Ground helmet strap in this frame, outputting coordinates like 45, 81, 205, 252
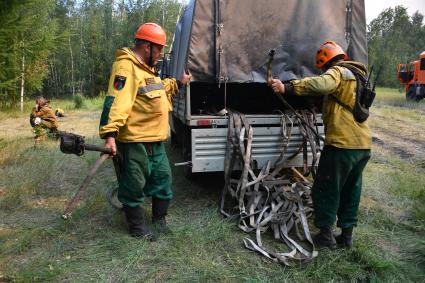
323, 55, 346, 71
148, 42, 154, 67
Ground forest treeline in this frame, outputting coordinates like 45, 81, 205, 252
0, 1, 424, 108
0, 0, 183, 108
368, 6, 425, 88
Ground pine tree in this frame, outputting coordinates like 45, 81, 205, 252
368, 6, 425, 88
0, 0, 59, 109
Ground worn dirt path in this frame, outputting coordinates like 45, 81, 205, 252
369, 106, 425, 167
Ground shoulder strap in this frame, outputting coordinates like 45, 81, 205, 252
336, 63, 367, 82
328, 94, 353, 114
331, 63, 372, 123
329, 63, 367, 114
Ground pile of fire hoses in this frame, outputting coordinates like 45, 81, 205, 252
220, 111, 321, 265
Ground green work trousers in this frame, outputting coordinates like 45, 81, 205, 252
312, 145, 371, 229
116, 141, 173, 207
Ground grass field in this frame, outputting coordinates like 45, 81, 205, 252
0, 89, 424, 282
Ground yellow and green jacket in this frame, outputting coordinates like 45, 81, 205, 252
31, 104, 58, 129
99, 48, 180, 142
287, 61, 372, 149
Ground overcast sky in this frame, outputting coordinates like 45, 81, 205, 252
365, 0, 425, 23
179, 0, 424, 25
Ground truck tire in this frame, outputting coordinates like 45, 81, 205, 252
406, 86, 416, 101
415, 85, 425, 102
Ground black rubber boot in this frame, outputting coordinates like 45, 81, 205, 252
313, 227, 336, 249
152, 198, 171, 234
335, 227, 353, 248
122, 205, 158, 241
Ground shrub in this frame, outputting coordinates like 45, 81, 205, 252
73, 94, 85, 109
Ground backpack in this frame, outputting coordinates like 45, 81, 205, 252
329, 64, 376, 123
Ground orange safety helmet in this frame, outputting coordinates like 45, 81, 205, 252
134, 23, 167, 46
315, 41, 348, 69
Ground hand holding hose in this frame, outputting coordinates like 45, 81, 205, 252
267, 49, 285, 94
270, 79, 286, 94
266, 49, 325, 142
104, 137, 117, 156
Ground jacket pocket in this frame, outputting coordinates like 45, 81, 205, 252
137, 87, 166, 114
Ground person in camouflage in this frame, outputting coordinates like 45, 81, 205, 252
30, 96, 59, 142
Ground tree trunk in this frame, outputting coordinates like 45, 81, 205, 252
79, 16, 84, 96
20, 55, 25, 112
53, 54, 59, 97
162, 0, 165, 28
69, 34, 75, 96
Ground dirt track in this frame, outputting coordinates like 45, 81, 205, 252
369, 107, 425, 167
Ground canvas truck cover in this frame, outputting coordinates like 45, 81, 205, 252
170, 0, 367, 83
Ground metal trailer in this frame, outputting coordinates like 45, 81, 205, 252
166, 0, 367, 176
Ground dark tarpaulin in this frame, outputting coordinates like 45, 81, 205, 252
170, 0, 367, 83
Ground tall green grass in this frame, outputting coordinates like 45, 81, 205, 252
374, 87, 425, 109
0, 96, 104, 120
1, 140, 423, 282
73, 94, 85, 109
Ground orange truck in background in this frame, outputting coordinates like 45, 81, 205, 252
397, 51, 425, 101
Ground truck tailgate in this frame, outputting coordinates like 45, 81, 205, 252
191, 126, 324, 172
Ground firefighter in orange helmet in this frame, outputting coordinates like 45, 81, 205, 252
100, 23, 191, 241
270, 41, 372, 249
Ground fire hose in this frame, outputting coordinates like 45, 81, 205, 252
220, 111, 318, 265
219, 50, 326, 265
58, 132, 120, 219
267, 49, 325, 143
268, 49, 322, 177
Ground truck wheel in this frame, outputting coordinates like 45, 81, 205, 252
406, 86, 416, 101
417, 86, 425, 102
